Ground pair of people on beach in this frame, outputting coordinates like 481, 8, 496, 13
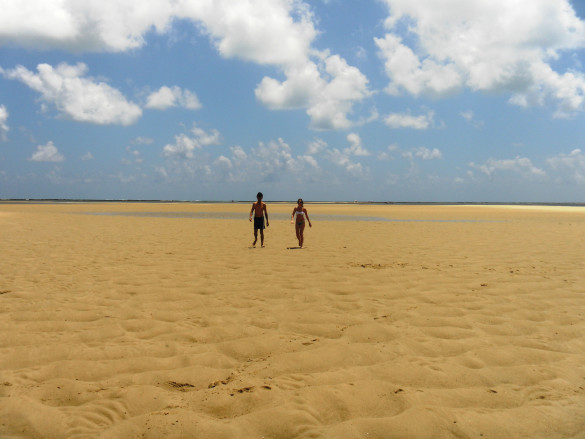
249, 192, 312, 248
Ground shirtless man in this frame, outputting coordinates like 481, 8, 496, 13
249, 192, 269, 247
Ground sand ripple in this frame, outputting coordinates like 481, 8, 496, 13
1, 203, 585, 438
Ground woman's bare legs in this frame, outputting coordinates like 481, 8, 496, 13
296, 222, 305, 247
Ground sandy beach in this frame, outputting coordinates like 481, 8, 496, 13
1, 202, 585, 439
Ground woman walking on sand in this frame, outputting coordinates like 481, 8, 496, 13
291, 198, 312, 248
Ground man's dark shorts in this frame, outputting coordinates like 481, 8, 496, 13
254, 216, 265, 230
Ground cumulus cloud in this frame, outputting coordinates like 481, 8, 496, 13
0, 1, 371, 129
0, 105, 8, 141
146, 86, 202, 110
299, 154, 319, 169
169, 137, 319, 184
319, 133, 371, 178
185, 0, 371, 129
377, 0, 585, 116
305, 55, 372, 130
1, 63, 141, 125
0, 0, 174, 52
0, 0, 315, 60
255, 54, 372, 130
256, 62, 321, 110
181, 0, 316, 66
345, 133, 369, 156
412, 147, 442, 160
401, 146, 442, 161
547, 148, 585, 183
163, 123, 221, 159
377, 144, 399, 161
251, 138, 307, 180
306, 138, 328, 155
325, 147, 368, 178
470, 156, 546, 178
376, 33, 462, 97
384, 110, 435, 129
29, 141, 65, 162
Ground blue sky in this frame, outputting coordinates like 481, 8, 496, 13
2, 0, 585, 202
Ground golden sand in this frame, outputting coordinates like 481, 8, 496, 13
1, 202, 585, 438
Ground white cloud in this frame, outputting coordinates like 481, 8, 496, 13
384, 110, 434, 129
231, 145, 248, 161
460, 109, 484, 128
256, 54, 372, 130
163, 123, 221, 159
186, 0, 370, 129
191, 125, 222, 147
146, 86, 202, 110
305, 55, 372, 130
546, 148, 585, 183
131, 136, 154, 145
355, 46, 367, 60
377, 144, 399, 161
322, 134, 370, 178
214, 155, 232, 168
0, 105, 8, 141
306, 138, 328, 155
123, 145, 143, 165
29, 141, 65, 162
0, 0, 173, 52
377, 0, 585, 115
0, 1, 315, 61
375, 33, 462, 97
355, 107, 380, 127
2, 63, 142, 125
345, 133, 369, 156
412, 147, 442, 160
81, 152, 94, 161
325, 147, 368, 178
180, 0, 316, 66
155, 166, 168, 179
256, 62, 322, 110
460, 110, 474, 122
189, 137, 320, 184
547, 148, 585, 170
299, 154, 319, 169
0, 1, 371, 130
470, 156, 546, 178
252, 138, 299, 178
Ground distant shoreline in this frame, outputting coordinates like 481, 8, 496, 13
2, 199, 585, 207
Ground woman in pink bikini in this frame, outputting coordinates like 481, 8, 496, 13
291, 198, 312, 248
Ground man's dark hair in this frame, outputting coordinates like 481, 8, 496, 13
257, 192, 263, 199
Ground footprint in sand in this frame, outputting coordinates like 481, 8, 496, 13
167, 381, 195, 391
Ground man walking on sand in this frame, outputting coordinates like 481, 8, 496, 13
249, 192, 269, 247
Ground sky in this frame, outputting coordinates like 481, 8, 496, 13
2, 0, 585, 202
